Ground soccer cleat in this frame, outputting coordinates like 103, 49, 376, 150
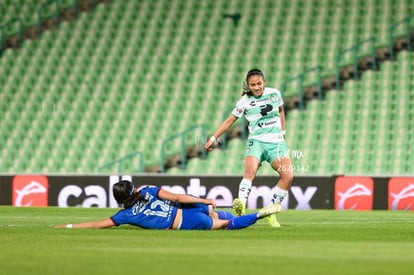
266, 214, 281, 227
257, 203, 283, 219
232, 198, 246, 216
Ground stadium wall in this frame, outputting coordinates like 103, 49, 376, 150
0, 175, 413, 210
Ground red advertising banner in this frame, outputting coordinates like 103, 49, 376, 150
335, 176, 374, 210
388, 177, 414, 210
12, 175, 48, 207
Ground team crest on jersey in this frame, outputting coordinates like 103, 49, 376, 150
269, 94, 278, 103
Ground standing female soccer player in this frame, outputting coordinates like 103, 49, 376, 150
204, 68, 293, 227
55, 180, 281, 230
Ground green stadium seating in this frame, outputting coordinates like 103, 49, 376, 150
0, 0, 413, 175
181, 49, 414, 175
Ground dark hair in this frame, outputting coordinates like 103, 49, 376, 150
241, 68, 265, 96
112, 180, 147, 209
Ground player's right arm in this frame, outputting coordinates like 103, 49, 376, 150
204, 114, 238, 151
55, 218, 115, 229
205, 97, 246, 151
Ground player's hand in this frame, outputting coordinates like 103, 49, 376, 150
206, 199, 216, 209
205, 136, 218, 151
55, 224, 66, 228
204, 140, 214, 151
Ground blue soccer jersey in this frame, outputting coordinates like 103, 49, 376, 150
111, 186, 178, 229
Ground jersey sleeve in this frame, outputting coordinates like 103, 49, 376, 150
231, 97, 246, 118
111, 209, 128, 226
140, 185, 160, 197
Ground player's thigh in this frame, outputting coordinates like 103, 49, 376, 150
209, 206, 218, 219
266, 141, 289, 162
244, 156, 261, 179
244, 140, 263, 179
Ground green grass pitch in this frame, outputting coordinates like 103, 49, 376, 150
0, 206, 413, 275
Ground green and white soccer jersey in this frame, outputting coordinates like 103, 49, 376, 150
232, 87, 284, 143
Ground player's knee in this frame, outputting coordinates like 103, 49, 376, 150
211, 219, 229, 230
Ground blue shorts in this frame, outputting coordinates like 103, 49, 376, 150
178, 203, 213, 230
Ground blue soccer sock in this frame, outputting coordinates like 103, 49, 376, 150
226, 213, 258, 230
216, 210, 235, 220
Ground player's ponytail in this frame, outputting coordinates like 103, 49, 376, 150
241, 68, 265, 97
241, 80, 251, 97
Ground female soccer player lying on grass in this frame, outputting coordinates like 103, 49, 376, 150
55, 180, 282, 230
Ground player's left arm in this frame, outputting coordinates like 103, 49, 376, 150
55, 218, 115, 229
158, 188, 216, 208
279, 106, 286, 139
